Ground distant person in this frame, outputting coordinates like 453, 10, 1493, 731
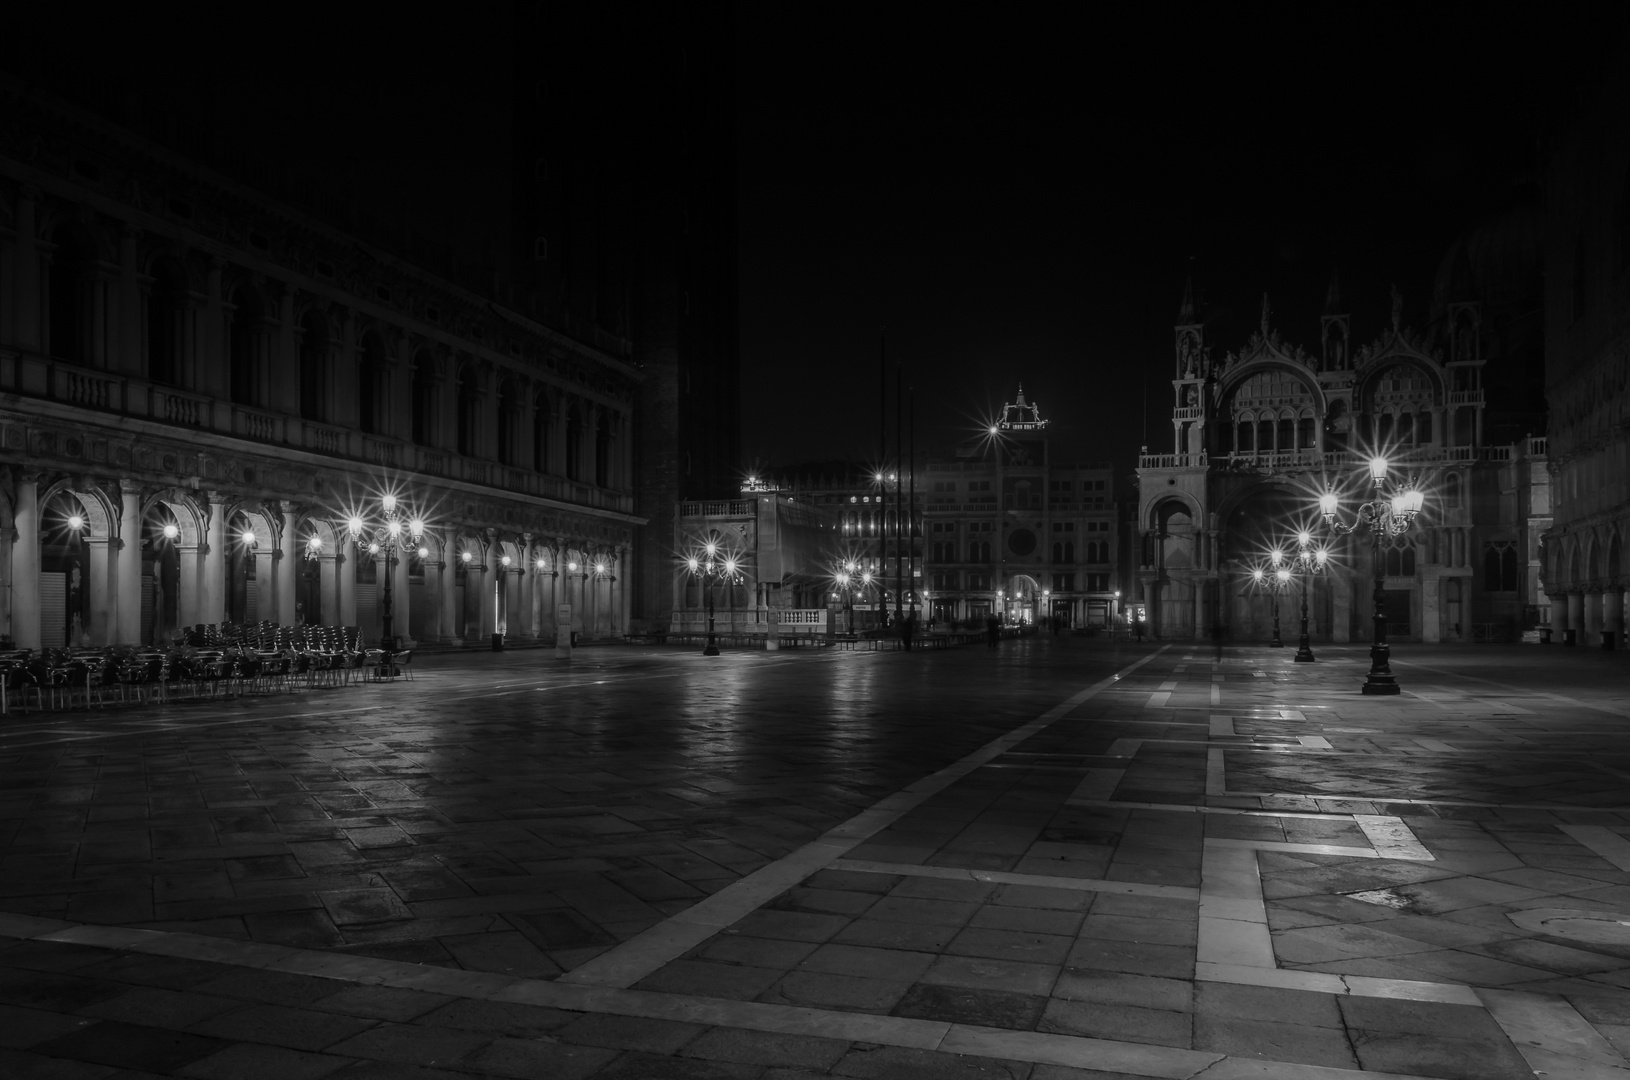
1134, 616, 1144, 643
986, 614, 1000, 650
900, 615, 914, 652
1211, 622, 1226, 661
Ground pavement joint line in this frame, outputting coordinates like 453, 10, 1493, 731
2, 915, 1464, 1080
1560, 824, 1630, 871
1477, 987, 1630, 1078
827, 857, 1200, 899
555, 646, 1172, 989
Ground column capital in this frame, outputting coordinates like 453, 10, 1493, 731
279, 500, 301, 516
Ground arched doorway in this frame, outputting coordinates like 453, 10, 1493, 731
1005, 574, 1042, 625
1219, 484, 1325, 642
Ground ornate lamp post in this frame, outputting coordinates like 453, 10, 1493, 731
1320, 456, 1424, 695
686, 539, 742, 657
835, 561, 874, 637
1250, 551, 1291, 647
346, 494, 426, 666
1290, 530, 1330, 663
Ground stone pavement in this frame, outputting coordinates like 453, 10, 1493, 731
1, 637, 1628, 1078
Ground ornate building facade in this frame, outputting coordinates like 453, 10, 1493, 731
1136, 270, 1549, 643
1540, 36, 1630, 648
0, 79, 642, 650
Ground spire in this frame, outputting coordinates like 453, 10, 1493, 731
1177, 265, 1196, 323
1260, 292, 1272, 336
1323, 266, 1343, 314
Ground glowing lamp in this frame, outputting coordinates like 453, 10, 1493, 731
536, 558, 548, 570
382, 494, 397, 513
1315, 548, 1329, 566
409, 518, 425, 537
347, 515, 365, 538
367, 542, 380, 555
568, 561, 579, 572
67, 514, 84, 531
1276, 568, 1291, 584
460, 551, 472, 563
500, 555, 512, 566
1252, 568, 1265, 583
1270, 548, 1284, 567
387, 519, 402, 538
163, 523, 180, 540
687, 557, 700, 572
1368, 456, 1388, 484
241, 529, 257, 545
1319, 492, 1339, 520
417, 546, 430, 559
1297, 530, 1311, 547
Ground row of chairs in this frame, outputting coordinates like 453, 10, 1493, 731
0, 629, 412, 714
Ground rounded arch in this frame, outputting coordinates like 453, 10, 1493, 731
1585, 532, 1603, 582
1217, 360, 1329, 420
455, 360, 481, 456
297, 307, 330, 421
1143, 491, 1204, 533
1609, 529, 1624, 583
38, 480, 117, 539
410, 348, 438, 447
532, 385, 556, 474
496, 378, 521, 467
1354, 354, 1447, 410
356, 328, 389, 435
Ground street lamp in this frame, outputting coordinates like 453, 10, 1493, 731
686, 540, 743, 656
835, 560, 874, 637
345, 493, 426, 668
1291, 530, 1329, 663
1320, 455, 1424, 695
1251, 550, 1291, 647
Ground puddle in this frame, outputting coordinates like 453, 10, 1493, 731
1507, 907, 1630, 945
1346, 888, 1419, 911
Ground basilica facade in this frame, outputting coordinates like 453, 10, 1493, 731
0, 79, 641, 651
1136, 273, 1550, 644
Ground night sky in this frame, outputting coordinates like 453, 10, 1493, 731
12, 4, 1607, 478
735, 7, 1602, 472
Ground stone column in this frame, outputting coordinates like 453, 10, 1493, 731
392, 546, 413, 647
419, 557, 444, 644
9, 474, 40, 649
473, 561, 496, 640
439, 529, 461, 644
1603, 586, 1625, 649
115, 483, 142, 644
519, 534, 536, 639
316, 550, 338, 628
177, 541, 203, 629
277, 504, 299, 626
1583, 589, 1603, 648
84, 535, 114, 645
336, 546, 356, 628
1566, 591, 1584, 646
201, 497, 228, 624
252, 546, 276, 625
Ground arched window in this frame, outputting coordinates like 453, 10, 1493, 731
1052, 541, 1063, 562
1256, 418, 1272, 453
1377, 412, 1394, 445
1064, 541, 1075, 563
411, 352, 434, 446
48, 228, 88, 365
229, 285, 262, 407
1417, 412, 1433, 445
497, 381, 517, 466
533, 391, 552, 473
566, 406, 583, 480
1445, 472, 1462, 508
356, 333, 381, 435
1277, 415, 1294, 451
456, 367, 477, 456
1237, 420, 1253, 453
1297, 416, 1315, 449
595, 416, 610, 487
299, 312, 325, 421
147, 261, 186, 386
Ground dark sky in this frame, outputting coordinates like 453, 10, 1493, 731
13, 4, 1607, 480
735, 6, 1601, 473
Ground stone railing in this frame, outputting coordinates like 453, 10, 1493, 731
679, 500, 756, 518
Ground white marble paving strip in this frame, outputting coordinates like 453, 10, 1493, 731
1297, 735, 1332, 749
1280, 709, 1307, 722
1478, 988, 1630, 1079
1560, 824, 1630, 872
1206, 747, 1227, 795
1198, 843, 1274, 968
1209, 714, 1236, 737
1210, 683, 1222, 706
1106, 737, 1143, 758
10, 910, 1463, 1080
559, 648, 1172, 988
1207, 838, 1380, 859
829, 858, 1199, 900
1156, 680, 1178, 690
1146, 691, 1171, 708
1414, 738, 1457, 752
1355, 815, 1434, 861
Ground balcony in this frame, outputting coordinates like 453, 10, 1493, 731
679, 500, 756, 518
3, 354, 636, 515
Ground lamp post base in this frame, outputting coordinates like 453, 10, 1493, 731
702, 642, 720, 657
1361, 676, 1401, 695
1294, 644, 1316, 662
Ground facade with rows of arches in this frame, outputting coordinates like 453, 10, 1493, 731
1136, 277, 1550, 644
0, 83, 641, 650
